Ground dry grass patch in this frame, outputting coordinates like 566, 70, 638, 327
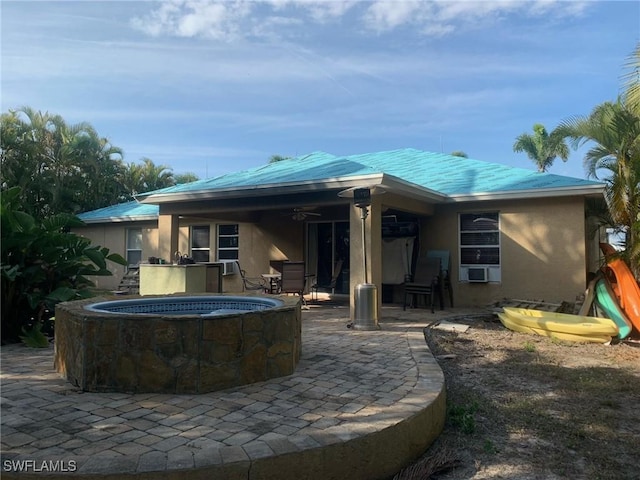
394, 314, 640, 480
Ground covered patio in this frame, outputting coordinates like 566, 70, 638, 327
77, 148, 607, 311
139, 171, 442, 320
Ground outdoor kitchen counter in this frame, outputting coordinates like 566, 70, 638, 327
139, 263, 223, 295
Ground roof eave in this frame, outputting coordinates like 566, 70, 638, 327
379, 175, 448, 203
79, 215, 158, 224
447, 184, 606, 202
137, 173, 387, 204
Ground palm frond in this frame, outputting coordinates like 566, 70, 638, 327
621, 43, 640, 115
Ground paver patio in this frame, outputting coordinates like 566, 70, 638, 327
0, 302, 478, 479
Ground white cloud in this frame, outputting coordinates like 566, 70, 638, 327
130, 0, 592, 40
436, 0, 590, 21
130, 0, 251, 40
298, 0, 359, 22
362, 1, 426, 32
363, 0, 591, 35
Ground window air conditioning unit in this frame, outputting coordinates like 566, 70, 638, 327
220, 260, 237, 276
468, 266, 489, 283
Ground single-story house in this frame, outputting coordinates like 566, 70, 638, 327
76, 148, 607, 315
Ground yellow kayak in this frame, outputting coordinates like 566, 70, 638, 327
497, 313, 612, 344
503, 307, 619, 336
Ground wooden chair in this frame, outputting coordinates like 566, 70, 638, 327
427, 250, 453, 308
235, 261, 267, 292
403, 256, 442, 313
280, 261, 306, 304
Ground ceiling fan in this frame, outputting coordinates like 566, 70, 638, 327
285, 207, 321, 221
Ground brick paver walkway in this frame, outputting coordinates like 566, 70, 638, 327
0, 303, 473, 479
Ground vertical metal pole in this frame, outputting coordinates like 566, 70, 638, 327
353, 204, 378, 330
360, 206, 368, 284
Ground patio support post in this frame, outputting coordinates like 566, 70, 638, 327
158, 214, 179, 265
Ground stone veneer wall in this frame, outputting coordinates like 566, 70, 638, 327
54, 295, 301, 394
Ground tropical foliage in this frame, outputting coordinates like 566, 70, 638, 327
175, 172, 200, 184
0, 187, 126, 343
557, 44, 640, 277
1, 107, 198, 219
513, 123, 570, 173
121, 157, 176, 196
1, 107, 125, 218
0, 108, 201, 343
269, 154, 291, 163
450, 151, 468, 158
622, 43, 640, 116
558, 100, 640, 276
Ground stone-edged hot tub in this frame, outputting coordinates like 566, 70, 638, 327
54, 294, 301, 394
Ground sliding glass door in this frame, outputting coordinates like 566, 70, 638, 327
306, 221, 349, 295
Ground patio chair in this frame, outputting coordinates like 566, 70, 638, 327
403, 256, 442, 313
426, 250, 453, 308
310, 258, 343, 301
280, 261, 307, 304
235, 261, 267, 292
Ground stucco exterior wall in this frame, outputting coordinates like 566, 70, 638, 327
242, 213, 305, 271
76, 217, 304, 294
212, 218, 304, 293
75, 222, 158, 291
424, 196, 588, 307
76, 194, 593, 307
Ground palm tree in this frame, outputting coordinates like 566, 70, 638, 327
621, 43, 640, 116
555, 44, 640, 277
122, 158, 175, 197
513, 123, 570, 172
139, 158, 174, 192
174, 172, 199, 184
557, 100, 640, 276
50, 121, 125, 214
1, 107, 62, 216
70, 127, 126, 210
1, 107, 125, 217
268, 154, 291, 163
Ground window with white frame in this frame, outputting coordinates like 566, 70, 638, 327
459, 212, 500, 282
191, 225, 211, 263
126, 228, 142, 266
217, 224, 239, 260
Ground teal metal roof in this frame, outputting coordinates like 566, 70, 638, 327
138, 148, 602, 200
77, 201, 159, 223
78, 149, 604, 223
346, 149, 601, 196
142, 151, 374, 195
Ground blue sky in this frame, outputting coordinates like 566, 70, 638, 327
2, 0, 638, 180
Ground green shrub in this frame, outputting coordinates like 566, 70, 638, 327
1, 187, 126, 343
19, 322, 50, 348
448, 402, 478, 434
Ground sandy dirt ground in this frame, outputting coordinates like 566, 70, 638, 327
396, 313, 640, 480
